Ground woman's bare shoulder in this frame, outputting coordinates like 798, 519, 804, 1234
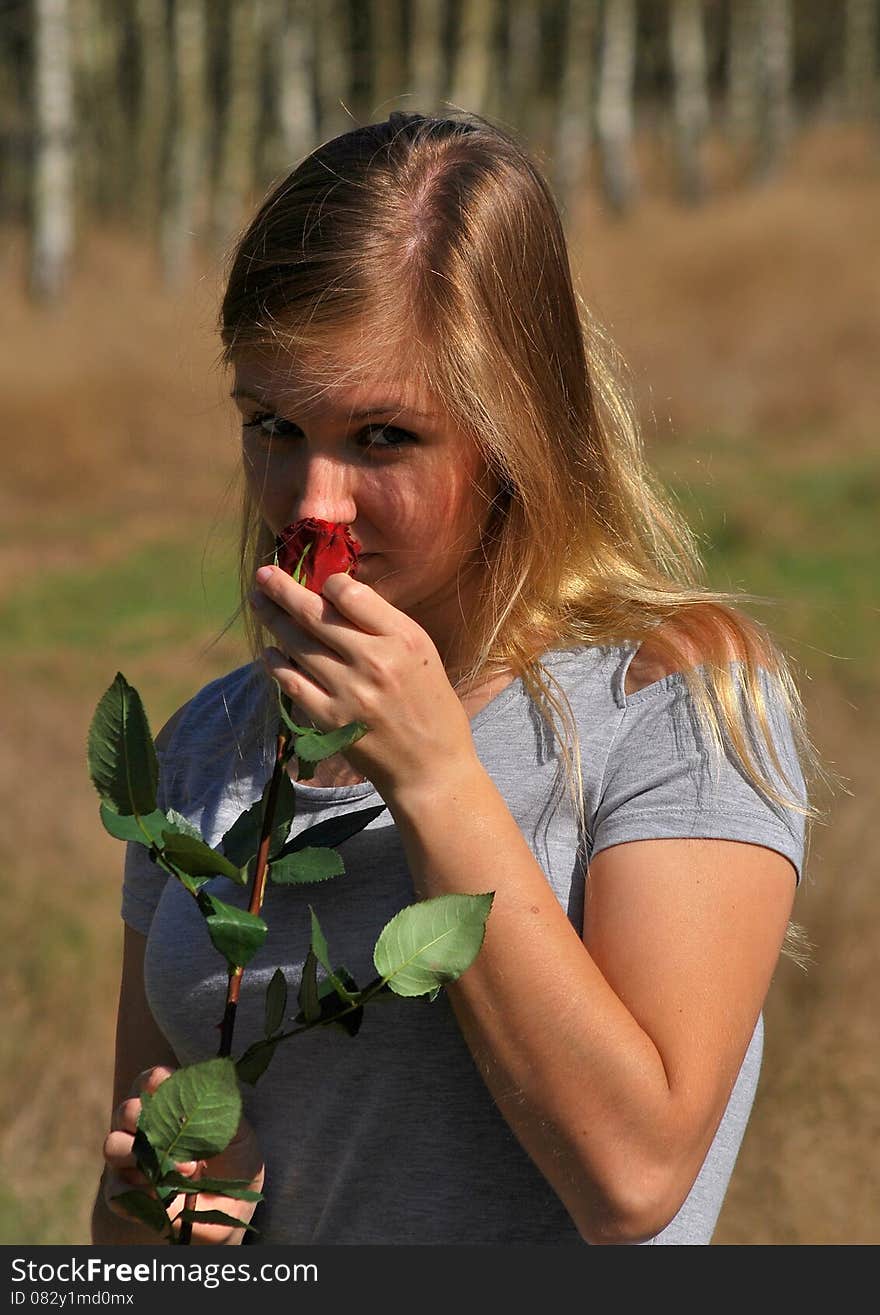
624, 618, 769, 697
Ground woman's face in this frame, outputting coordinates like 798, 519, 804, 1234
231, 346, 500, 662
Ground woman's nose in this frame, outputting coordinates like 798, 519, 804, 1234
290, 453, 358, 525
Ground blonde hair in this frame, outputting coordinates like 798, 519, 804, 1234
216, 110, 831, 937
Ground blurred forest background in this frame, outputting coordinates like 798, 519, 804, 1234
2, 0, 878, 1244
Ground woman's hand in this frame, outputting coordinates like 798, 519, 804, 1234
102, 1065, 265, 1246
249, 566, 480, 796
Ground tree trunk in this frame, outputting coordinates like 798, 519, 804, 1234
70, 0, 128, 218
161, 0, 207, 286
372, 0, 409, 117
132, 0, 170, 237
265, 0, 318, 177
505, 0, 544, 138
30, 0, 74, 303
757, 0, 794, 180
0, 0, 30, 223
213, 0, 264, 248
449, 0, 495, 117
669, 0, 710, 203
843, 0, 878, 119
726, 0, 761, 147
312, 0, 353, 141
596, 0, 638, 213
410, 0, 446, 114
553, 0, 599, 214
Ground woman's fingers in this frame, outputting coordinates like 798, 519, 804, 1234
131, 1064, 177, 1097
111, 1096, 144, 1136
102, 1064, 261, 1244
254, 566, 393, 645
172, 1117, 265, 1246
103, 1127, 137, 1169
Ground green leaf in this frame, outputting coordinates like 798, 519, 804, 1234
297, 949, 320, 1024
373, 892, 495, 998
100, 803, 168, 846
178, 1208, 258, 1233
308, 906, 358, 1003
165, 808, 202, 841
293, 721, 369, 777
138, 1058, 241, 1163
272, 804, 386, 862
220, 801, 262, 870
264, 968, 287, 1037
162, 832, 245, 884
276, 685, 311, 737
269, 847, 345, 885
88, 673, 158, 816
316, 968, 363, 1036
153, 851, 211, 896
236, 1036, 283, 1086
110, 1189, 170, 1236
132, 1127, 164, 1184
197, 892, 268, 969
222, 772, 296, 869
159, 1171, 262, 1202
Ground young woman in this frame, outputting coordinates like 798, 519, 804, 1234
93, 110, 819, 1246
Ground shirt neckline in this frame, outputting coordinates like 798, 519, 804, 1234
287, 645, 599, 799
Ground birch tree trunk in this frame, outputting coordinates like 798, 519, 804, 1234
313, 0, 353, 140
213, 0, 263, 247
133, 0, 170, 236
0, 1, 29, 223
553, 0, 599, 213
726, 0, 761, 147
757, 0, 793, 180
70, 0, 127, 217
264, 0, 318, 177
669, 0, 710, 203
372, 0, 409, 117
843, 0, 878, 119
161, 0, 207, 285
596, 0, 638, 213
30, 0, 74, 303
505, 0, 545, 140
410, 0, 446, 113
449, 0, 495, 117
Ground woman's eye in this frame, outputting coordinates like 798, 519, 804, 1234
242, 411, 298, 439
241, 414, 415, 448
361, 425, 415, 449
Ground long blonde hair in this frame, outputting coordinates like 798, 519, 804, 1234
216, 109, 830, 914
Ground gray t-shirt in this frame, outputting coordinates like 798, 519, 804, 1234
122, 642, 806, 1245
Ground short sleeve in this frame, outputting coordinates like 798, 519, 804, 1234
121, 841, 170, 935
117, 663, 268, 935
590, 665, 807, 884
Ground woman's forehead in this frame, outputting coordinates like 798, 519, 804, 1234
231, 344, 439, 417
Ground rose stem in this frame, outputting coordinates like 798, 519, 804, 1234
217, 720, 290, 1057
178, 719, 291, 1246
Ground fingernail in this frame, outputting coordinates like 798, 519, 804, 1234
256, 566, 274, 584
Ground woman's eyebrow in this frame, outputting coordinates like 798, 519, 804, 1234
350, 404, 437, 419
229, 388, 435, 419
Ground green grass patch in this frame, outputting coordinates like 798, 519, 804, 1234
0, 530, 241, 655
652, 435, 879, 689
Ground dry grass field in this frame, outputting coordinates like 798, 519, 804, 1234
1, 122, 877, 1245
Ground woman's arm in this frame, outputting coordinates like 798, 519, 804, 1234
388, 765, 795, 1245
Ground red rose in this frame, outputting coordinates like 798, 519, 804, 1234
275, 519, 362, 594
